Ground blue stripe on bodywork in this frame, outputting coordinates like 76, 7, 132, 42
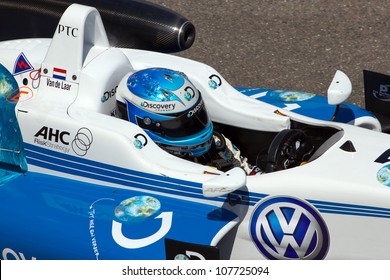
24, 143, 390, 219
308, 199, 390, 219
24, 143, 227, 204
244, 192, 390, 219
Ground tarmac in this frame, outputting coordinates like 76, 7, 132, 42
150, 0, 390, 107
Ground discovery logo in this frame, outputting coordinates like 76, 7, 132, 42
250, 196, 329, 260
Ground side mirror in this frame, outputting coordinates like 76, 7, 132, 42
202, 167, 247, 197
327, 70, 352, 105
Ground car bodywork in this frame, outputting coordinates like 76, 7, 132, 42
1, 3, 390, 260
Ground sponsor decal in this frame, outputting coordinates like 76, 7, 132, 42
375, 148, 390, 164
58, 24, 79, 37
88, 205, 100, 259
375, 150, 390, 187
270, 90, 315, 102
46, 78, 71, 91
88, 198, 115, 260
184, 86, 195, 101
101, 86, 118, 103
34, 126, 70, 144
1, 248, 36, 260
165, 239, 220, 260
13, 52, 34, 76
112, 196, 172, 249
52, 67, 67, 81
187, 99, 204, 118
30, 69, 41, 89
114, 196, 161, 222
373, 84, 390, 101
34, 126, 93, 156
141, 101, 176, 112
5, 86, 33, 103
377, 164, 390, 187
208, 74, 222, 89
250, 196, 329, 260
133, 133, 148, 149
71, 127, 93, 156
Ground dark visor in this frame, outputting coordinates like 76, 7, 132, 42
137, 98, 210, 138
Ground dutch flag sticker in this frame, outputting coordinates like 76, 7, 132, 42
53, 67, 67, 80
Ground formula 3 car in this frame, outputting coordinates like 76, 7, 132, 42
1, 2, 390, 260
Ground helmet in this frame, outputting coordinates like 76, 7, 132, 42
116, 68, 213, 157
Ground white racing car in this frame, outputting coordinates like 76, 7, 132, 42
1, 1, 390, 260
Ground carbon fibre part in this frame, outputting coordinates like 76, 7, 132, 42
0, 0, 195, 52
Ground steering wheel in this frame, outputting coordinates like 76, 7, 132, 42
265, 129, 313, 173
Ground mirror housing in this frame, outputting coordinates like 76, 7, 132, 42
327, 70, 352, 105
202, 167, 247, 197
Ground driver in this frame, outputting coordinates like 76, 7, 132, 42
115, 67, 261, 175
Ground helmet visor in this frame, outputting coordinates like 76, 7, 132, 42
137, 97, 210, 138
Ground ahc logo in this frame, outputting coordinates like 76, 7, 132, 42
250, 196, 329, 260
34, 126, 93, 156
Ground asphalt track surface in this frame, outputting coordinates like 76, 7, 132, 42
150, 0, 390, 107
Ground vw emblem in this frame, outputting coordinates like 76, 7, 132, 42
250, 196, 329, 260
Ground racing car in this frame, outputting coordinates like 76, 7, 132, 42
1, 1, 390, 260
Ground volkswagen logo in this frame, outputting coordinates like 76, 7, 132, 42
250, 196, 329, 260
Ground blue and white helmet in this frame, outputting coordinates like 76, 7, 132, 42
116, 68, 213, 157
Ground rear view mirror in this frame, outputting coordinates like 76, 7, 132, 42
202, 167, 246, 197
327, 70, 352, 105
